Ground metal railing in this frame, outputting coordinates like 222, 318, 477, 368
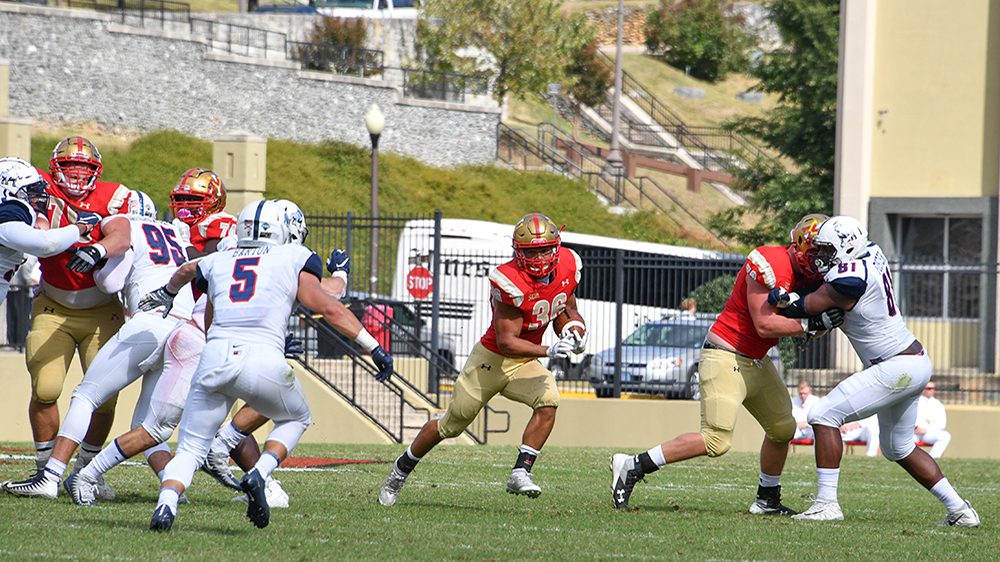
594, 51, 771, 171
402, 69, 491, 104
190, 17, 287, 58
66, 0, 191, 29
287, 40, 384, 77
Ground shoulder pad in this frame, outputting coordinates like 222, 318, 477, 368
0, 199, 35, 226
489, 267, 524, 307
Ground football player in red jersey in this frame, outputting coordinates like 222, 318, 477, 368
19, 136, 133, 488
378, 213, 586, 506
609, 213, 845, 514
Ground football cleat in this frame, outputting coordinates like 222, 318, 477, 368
506, 468, 542, 498
149, 504, 175, 532
749, 485, 798, 516
66, 472, 98, 507
610, 453, 644, 509
938, 500, 980, 528
791, 497, 844, 521
378, 465, 409, 507
93, 474, 115, 501
2, 470, 59, 499
233, 477, 289, 509
240, 469, 270, 529
201, 446, 242, 491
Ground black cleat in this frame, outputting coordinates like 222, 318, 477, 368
149, 504, 175, 532
748, 485, 798, 516
610, 454, 645, 509
240, 469, 270, 529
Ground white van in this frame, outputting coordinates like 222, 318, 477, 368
389, 218, 735, 377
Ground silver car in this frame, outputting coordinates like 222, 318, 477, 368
590, 318, 713, 399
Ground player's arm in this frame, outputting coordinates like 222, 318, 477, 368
494, 300, 547, 358
0, 202, 91, 257
186, 238, 219, 260
93, 248, 134, 294
795, 283, 858, 316
747, 279, 812, 338
137, 259, 201, 315
296, 262, 393, 381
321, 248, 350, 299
96, 215, 132, 257
557, 293, 588, 353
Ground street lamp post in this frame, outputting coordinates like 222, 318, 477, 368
365, 103, 384, 297
605, 0, 626, 204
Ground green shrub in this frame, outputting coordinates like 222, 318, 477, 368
566, 39, 612, 108
645, 0, 751, 83
297, 16, 370, 74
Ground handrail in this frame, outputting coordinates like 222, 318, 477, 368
595, 51, 771, 169
402, 68, 491, 104
287, 39, 385, 77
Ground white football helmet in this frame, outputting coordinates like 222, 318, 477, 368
236, 199, 289, 247
274, 199, 308, 245
0, 156, 50, 213
810, 215, 870, 273
127, 190, 157, 219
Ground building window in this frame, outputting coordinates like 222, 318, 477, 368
892, 216, 982, 319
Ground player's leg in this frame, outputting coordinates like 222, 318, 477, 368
75, 300, 127, 462
741, 356, 797, 515
379, 343, 503, 506
23, 295, 77, 471
499, 358, 560, 498
152, 371, 237, 532
204, 404, 266, 488
69, 425, 162, 506
609, 348, 742, 509
235, 350, 312, 529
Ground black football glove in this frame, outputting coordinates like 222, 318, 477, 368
66, 244, 107, 273
805, 308, 845, 334
327, 248, 350, 275
370, 345, 393, 382
284, 334, 305, 360
138, 285, 178, 318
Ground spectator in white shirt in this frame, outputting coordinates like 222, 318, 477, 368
840, 414, 880, 457
916, 381, 951, 459
792, 381, 819, 440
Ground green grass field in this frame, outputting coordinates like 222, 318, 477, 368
0, 444, 994, 560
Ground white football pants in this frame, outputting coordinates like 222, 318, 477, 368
58, 312, 181, 444
808, 352, 932, 461
140, 320, 206, 443
162, 339, 311, 489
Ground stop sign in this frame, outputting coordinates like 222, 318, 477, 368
406, 266, 433, 299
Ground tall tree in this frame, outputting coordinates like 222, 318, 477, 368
417, 0, 592, 103
712, 0, 840, 246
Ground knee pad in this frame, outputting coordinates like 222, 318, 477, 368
93, 393, 119, 415
764, 415, 796, 444
141, 419, 177, 445
144, 441, 172, 461
807, 405, 842, 429
701, 427, 733, 457
882, 441, 915, 462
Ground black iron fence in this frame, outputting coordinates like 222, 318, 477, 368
402, 69, 491, 104
287, 40, 384, 77
301, 213, 1000, 406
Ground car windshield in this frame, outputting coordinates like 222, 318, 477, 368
622, 323, 709, 348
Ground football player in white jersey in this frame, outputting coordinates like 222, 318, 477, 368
768, 216, 979, 527
3, 190, 196, 501
0, 157, 100, 302
142, 199, 393, 532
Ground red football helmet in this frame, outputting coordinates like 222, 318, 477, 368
49, 136, 103, 199
788, 213, 830, 275
170, 168, 226, 225
512, 213, 561, 277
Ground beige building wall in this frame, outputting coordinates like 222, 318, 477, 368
868, 0, 1000, 199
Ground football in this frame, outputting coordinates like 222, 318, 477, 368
552, 308, 586, 338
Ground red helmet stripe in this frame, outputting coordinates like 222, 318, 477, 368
532, 213, 541, 235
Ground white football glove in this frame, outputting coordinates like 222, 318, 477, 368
546, 334, 576, 360
171, 218, 192, 246
560, 321, 588, 354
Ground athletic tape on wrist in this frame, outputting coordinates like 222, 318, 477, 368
354, 329, 379, 352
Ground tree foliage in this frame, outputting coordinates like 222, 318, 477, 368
417, 0, 593, 103
712, 0, 840, 246
645, 0, 752, 83
565, 39, 612, 108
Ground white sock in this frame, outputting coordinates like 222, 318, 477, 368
817, 468, 840, 501
34, 440, 55, 470
647, 445, 666, 467
930, 478, 965, 513
759, 472, 781, 488
217, 422, 247, 452
81, 439, 128, 481
405, 445, 422, 462
253, 451, 281, 480
518, 444, 541, 456
42, 458, 67, 481
157, 487, 180, 515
